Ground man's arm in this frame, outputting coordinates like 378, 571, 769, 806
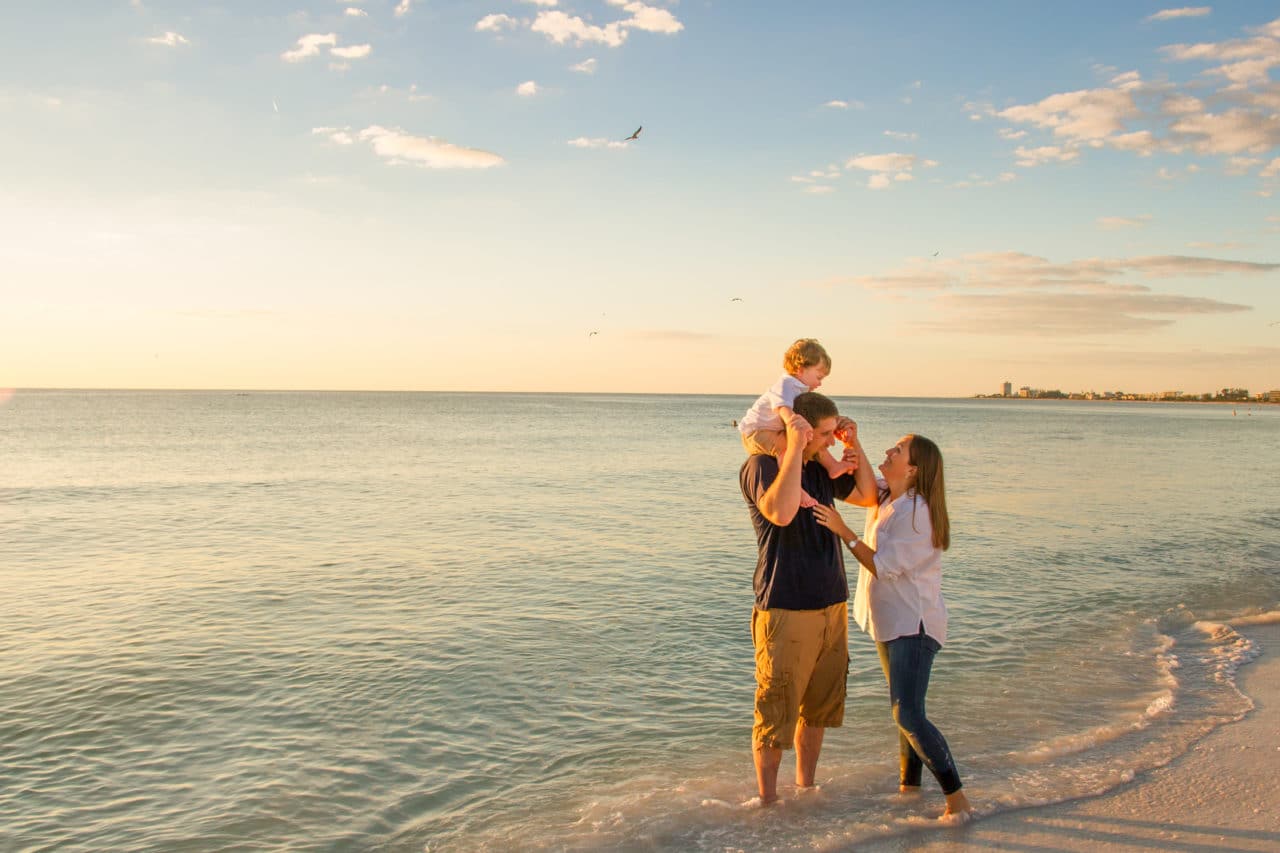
756, 416, 811, 526
836, 417, 878, 507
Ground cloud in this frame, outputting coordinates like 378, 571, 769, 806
320, 126, 505, 169
848, 250, 1267, 336
824, 100, 849, 109
567, 136, 629, 149
1262, 156, 1280, 177
530, 2, 683, 48
394, 0, 413, 17
313, 126, 356, 145
1097, 215, 1152, 229
345, 8, 367, 16
516, 80, 539, 97
1148, 7, 1212, 22
330, 44, 371, 59
1170, 109, 1280, 154
570, 57, 597, 73
884, 130, 919, 141
999, 86, 1141, 141
282, 33, 338, 62
846, 152, 917, 172
803, 185, 835, 195
1013, 144, 1081, 167
146, 32, 189, 47
476, 13, 518, 32
521, 0, 559, 5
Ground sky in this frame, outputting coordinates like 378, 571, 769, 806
2, 1, 1279, 397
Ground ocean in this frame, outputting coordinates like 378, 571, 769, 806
2, 390, 1278, 851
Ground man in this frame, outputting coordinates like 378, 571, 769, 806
739, 391, 875, 804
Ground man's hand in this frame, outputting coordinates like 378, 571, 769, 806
783, 410, 813, 448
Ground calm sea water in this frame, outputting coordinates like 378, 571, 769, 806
2, 391, 1278, 851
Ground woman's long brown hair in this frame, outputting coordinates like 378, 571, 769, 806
907, 434, 950, 551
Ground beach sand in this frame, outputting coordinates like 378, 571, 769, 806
860, 621, 1280, 852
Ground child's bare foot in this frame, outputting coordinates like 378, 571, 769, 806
799, 490, 819, 509
825, 459, 857, 479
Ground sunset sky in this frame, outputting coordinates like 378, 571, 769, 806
2, 1, 1278, 396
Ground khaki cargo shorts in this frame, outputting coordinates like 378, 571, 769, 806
751, 602, 849, 750
741, 429, 785, 458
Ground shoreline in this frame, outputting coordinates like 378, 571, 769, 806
859, 620, 1280, 852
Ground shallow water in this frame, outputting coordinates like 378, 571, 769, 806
2, 391, 1278, 850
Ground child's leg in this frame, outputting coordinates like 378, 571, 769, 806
817, 448, 858, 479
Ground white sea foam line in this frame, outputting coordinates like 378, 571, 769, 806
1016, 628, 1180, 763
1226, 608, 1280, 627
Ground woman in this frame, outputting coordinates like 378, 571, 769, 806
813, 434, 973, 822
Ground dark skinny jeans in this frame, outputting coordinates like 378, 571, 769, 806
875, 627, 963, 795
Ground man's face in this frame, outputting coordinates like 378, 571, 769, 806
805, 416, 838, 459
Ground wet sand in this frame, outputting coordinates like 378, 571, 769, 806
859, 621, 1280, 853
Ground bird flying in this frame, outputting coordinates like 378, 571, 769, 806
623, 126, 642, 141
588, 330, 599, 337
730, 297, 743, 302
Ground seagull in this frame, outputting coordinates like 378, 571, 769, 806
932, 250, 940, 257
272, 98, 279, 113
1271, 320, 1280, 326
730, 297, 743, 302
588, 330, 599, 337
623, 125, 642, 142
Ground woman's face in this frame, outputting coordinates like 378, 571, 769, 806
879, 436, 916, 484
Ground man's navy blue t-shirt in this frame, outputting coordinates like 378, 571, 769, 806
740, 455, 856, 611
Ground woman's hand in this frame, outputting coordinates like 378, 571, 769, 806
813, 503, 854, 543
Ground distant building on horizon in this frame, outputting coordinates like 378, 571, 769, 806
1002, 380, 1012, 397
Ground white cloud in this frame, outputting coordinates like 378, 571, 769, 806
476, 13, 518, 32
531, 2, 683, 48
1170, 109, 1280, 154
146, 32, 189, 47
867, 174, 891, 190
1147, 7, 1212, 22
846, 152, 917, 172
282, 33, 337, 63
356, 126, 505, 169
567, 137, 629, 149
998, 128, 1027, 140
570, 57, 598, 73
521, 0, 558, 4
803, 185, 835, 195
884, 130, 919, 141
331, 44, 372, 60
999, 87, 1140, 141
849, 250, 1266, 335
394, 0, 413, 17
1013, 144, 1081, 167
533, 11, 625, 46
1097, 215, 1152, 229
1260, 157, 1280, 177
824, 100, 849, 109
345, 8, 367, 16
516, 80, 539, 97
313, 126, 355, 146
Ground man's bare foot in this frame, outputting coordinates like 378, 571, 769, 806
741, 795, 780, 809
794, 784, 822, 796
898, 784, 922, 797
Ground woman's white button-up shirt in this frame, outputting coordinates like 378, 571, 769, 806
852, 482, 949, 645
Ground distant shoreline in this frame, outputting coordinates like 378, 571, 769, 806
973, 396, 1278, 405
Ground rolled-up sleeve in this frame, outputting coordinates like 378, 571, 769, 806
871, 501, 935, 581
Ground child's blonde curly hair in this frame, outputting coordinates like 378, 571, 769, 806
783, 338, 831, 375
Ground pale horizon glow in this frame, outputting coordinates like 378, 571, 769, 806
2, 2, 1279, 397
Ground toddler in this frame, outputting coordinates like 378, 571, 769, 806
738, 338, 856, 508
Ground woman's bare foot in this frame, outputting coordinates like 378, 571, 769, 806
898, 784, 921, 795
940, 788, 973, 823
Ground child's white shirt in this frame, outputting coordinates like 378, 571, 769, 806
738, 374, 810, 434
